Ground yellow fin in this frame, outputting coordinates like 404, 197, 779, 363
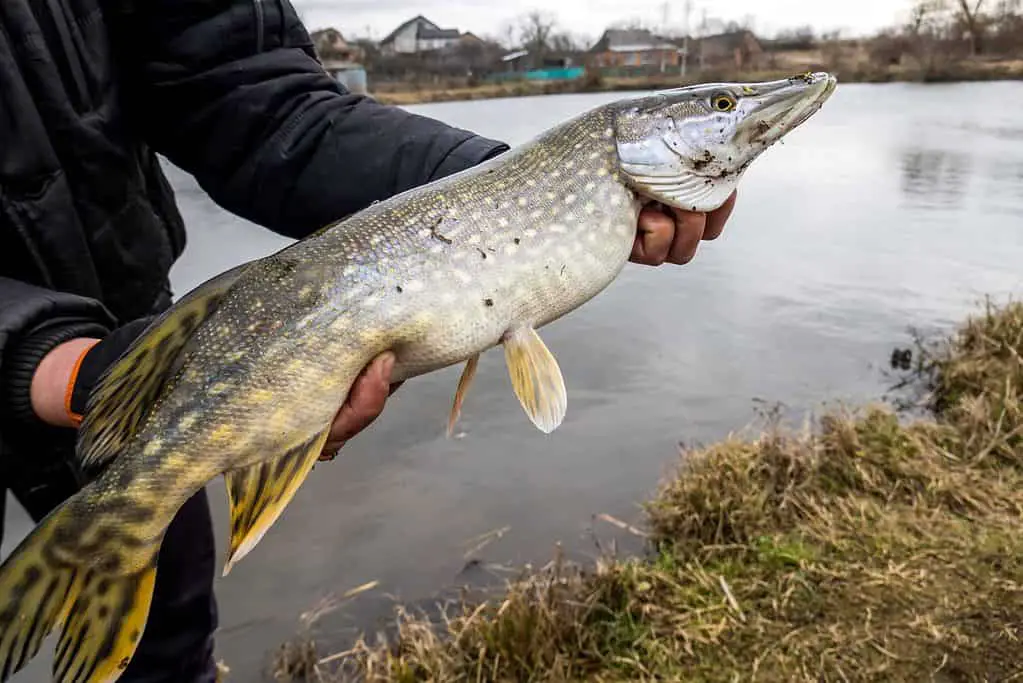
0, 500, 159, 683
0, 506, 82, 682
77, 262, 251, 471
502, 326, 567, 434
447, 354, 480, 437
222, 429, 330, 576
52, 559, 158, 683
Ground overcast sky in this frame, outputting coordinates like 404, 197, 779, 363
293, 0, 917, 44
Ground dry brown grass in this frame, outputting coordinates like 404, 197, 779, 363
272, 301, 1023, 682
369, 59, 1023, 107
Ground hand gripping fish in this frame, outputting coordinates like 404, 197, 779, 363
0, 72, 835, 682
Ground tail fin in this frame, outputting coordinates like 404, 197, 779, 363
0, 503, 159, 683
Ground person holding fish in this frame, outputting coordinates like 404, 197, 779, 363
0, 1, 737, 681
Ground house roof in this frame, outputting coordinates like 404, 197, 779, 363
698, 30, 762, 50
379, 14, 439, 45
590, 28, 678, 53
378, 15, 460, 45
418, 27, 460, 40
608, 42, 678, 52
501, 49, 529, 62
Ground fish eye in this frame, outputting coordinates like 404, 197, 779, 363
710, 93, 737, 112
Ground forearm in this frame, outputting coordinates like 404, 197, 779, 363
0, 278, 115, 429
29, 338, 100, 428
110, 0, 508, 238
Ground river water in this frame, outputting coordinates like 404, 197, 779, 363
7, 81, 1023, 681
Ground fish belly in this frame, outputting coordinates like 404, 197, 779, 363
386, 197, 640, 382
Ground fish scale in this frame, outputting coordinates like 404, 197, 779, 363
0, 72, 836, 682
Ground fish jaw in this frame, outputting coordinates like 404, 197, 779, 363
613, 71, 837, 213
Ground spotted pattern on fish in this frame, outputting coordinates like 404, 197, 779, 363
0, 73, 837, 682
52, 556, 157, 683
77, 262, 253, 472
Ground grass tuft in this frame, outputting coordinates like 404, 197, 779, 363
274, 300, 1023, 682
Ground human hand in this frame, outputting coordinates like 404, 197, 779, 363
630, 190, 737, 266
319, 352, 402, 461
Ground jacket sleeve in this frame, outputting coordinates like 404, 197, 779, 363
107, 0, 510, 240
0, 278, 115, 430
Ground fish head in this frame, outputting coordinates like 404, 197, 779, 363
612, 71, 837, 213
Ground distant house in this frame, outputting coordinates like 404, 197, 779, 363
588, 28, 682, 70
695, 30, 764, 70
379, 15, 462, 54
500, 50, 531, 72
309, 28, 364, 63
500, 49, 577, 73
459, 32, 485, 47
309, 28, 367, 95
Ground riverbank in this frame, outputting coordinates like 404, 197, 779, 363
273, 298, 1023, 681
371, 58, 1023, 106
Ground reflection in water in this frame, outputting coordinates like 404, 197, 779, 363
899, 147, 974, 209
985, 159, 1023, 212
957, 121, 1023, 142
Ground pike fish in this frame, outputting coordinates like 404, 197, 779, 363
0, 72, 835, 682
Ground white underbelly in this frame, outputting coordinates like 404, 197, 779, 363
389, 199, 639, 382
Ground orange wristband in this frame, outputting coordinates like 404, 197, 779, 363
65, 339, 101, 427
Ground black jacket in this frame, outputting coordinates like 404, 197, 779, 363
0, 0, 508, 517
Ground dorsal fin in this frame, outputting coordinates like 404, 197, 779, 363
77, 262, 252, 470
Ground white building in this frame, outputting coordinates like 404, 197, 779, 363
379, 15, 462, 54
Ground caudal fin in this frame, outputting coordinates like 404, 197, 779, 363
0, 503, 159, 683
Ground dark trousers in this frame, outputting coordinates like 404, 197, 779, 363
120, 489, 220, 682
6, 464, 219, 683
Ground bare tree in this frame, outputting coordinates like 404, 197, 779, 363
987, 0, 1023, 51
495, 20, 518, 50
549, 32, 584, 52
955, 0, 987, 53
609, 17, 650, 31
774, 25, 817, 49
904, 0, 960, 75
518, 10, 559, 54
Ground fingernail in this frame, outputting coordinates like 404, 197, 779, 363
379, 352, 396, 378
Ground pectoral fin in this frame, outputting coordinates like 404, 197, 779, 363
447, 354, 480, 437
502, 326, 567, 434
222, 428, 330, 576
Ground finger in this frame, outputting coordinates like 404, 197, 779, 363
703, 190, 737, 241
667, 209, 707, 265
631, 206, 675, 266
321, 352, 395, 457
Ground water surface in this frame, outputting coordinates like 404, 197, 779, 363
7, 81, 1023, 680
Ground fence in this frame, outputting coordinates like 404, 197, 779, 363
486, 66, 586, 83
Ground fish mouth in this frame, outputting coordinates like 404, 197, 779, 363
739, 72, 837, 145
